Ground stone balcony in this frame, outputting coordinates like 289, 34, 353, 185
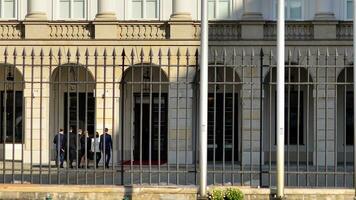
0, 20, 351, 41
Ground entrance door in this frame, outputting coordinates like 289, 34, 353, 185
64, 92, 95, 135
134, 93, 167, 162
0, 91, 23, 143
208, 93, 239, 162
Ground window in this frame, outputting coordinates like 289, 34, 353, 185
208, 0, 231, 19
346, 0, 353, 20
274, 0, 303, 20
59, 0, 85, 19
0, 91, 23, 143
131, 0, 159, 19
0, 0, 16, 19
346, 92, 354, 145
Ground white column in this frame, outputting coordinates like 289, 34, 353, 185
95, 0, 116, 20
170, 0, 192, 20
314, 0, 335, 20
242, 0, 263, 20
25, 0, 47, 20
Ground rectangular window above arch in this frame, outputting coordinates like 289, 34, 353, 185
0, 0, 16, 19
346, 0, 353, 20
274, 0, 303, 20
59, 0, 86, 19
208, 0, 232, 20
130, 0, 159, 20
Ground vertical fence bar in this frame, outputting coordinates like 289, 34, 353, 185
260, 49, 264, 187
353, 0, 356, 191
199, 0, 208, 195
276, 0, 285, 197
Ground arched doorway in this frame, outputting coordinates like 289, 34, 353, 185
206, 65, 241, 163
50, 64, 95, 146
337, 67, 353, 164
263, 66, 314, 163
121, 64, 169, 163
0, 64, 23, 160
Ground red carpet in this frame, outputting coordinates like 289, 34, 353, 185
122, 160, 167, 165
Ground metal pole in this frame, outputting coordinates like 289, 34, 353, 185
276, 0, 285, 198
353, 0, 356, 196
199, 0, 208, 197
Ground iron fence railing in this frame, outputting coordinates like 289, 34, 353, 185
0, 47, 354, 188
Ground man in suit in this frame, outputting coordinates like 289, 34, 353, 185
53, 128, 64, 168
99, 128, 112, 168
64, 127, 77, 168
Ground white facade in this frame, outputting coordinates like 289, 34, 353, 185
0, 0, 353, 21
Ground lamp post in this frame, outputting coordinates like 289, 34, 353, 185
276, 0, 285, 198
199, 0, 208, 198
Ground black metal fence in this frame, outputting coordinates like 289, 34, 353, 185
0, 47, 354, 188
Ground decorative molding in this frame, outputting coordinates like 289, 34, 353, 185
337, 22, 352, 40
264, 22, 314, 40
117, 22, 169, 39
49, 23, 93, 39
0, 23, 22, 39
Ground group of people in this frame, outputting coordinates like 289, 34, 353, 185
53, 127, 113, 169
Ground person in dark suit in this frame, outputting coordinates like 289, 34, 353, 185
79, 130, 91, 168
64, 127, 77, 168
53, 128, 64, 168
99, 128, 112, 168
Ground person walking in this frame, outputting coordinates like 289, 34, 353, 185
53, 128, 64, 168
99, 128, 112, 168
64, 127, 77, 168
79, 130, 91, 168
91, 132, 101, 168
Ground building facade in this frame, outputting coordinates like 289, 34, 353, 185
0, 0, 354, 187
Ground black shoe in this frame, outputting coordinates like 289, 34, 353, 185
60, 164, 64, 168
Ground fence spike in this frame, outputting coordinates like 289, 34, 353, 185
85, 48, 90, 57
40, 48, 44, 57
76, 48, 80, 57
111, 48, 116, 57
260, 48, 264, 57
149, 48, 154, 57
121, 49, 125, 57
49, 48, 53, 57
94, 48, 98, 57
140, 48, 145, 58
66, 49, 71, 58
158, 48, 162, 57
186, 48, 190, 57
130, 48, 135, 58
13, 48, 17, 57
167, 48, 171, 57
31, 48, 35, 57
22, 48, 26, 57
103, 48, 107, 57
194, 49, 198, 57
4, 48, 8, 57
335, 48, 339, 57
177, 48, 181, 57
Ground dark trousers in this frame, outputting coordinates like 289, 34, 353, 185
94, 152, 101, 167
102, 150, 111, 167
55, 150, 64, 167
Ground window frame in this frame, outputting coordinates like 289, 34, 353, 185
129, 0, 160, 20
208, 0, 233, 20
0, 0, 17, 20
345, 0, 353, 20
56, 0, 87, 20
273, 0, 304, 21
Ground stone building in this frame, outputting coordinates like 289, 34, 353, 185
0, 0, 354, 187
